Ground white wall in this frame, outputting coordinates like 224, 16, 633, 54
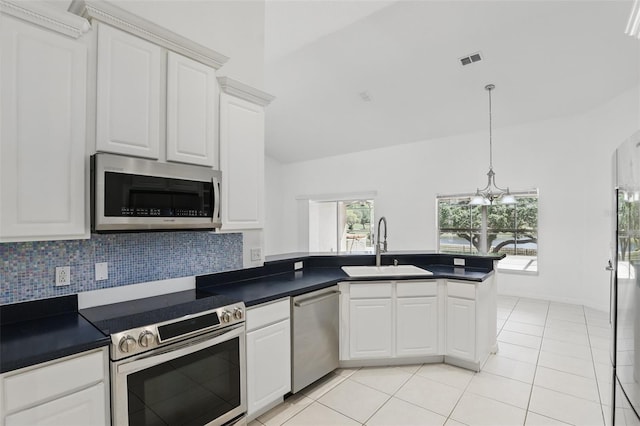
265, 87, 640, 310
265, 155, 286, 255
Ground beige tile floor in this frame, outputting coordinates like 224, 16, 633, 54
249, 295, 613, 426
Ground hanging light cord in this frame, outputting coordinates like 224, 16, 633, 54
487, 84, 494, 171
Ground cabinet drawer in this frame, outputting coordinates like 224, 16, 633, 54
397, 281, 437, 297
3, 349, 105, 413
447, 281, 476, 300
246, 298, 290, 332
350, 282, 392, 299
5, 382, 106, 426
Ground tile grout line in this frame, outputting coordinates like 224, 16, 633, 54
584, 305, 610, 426
358, 365, 418, 425
522, 297, 549, 426
275, 373, 350, 426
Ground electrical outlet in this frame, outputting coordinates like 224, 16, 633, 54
294, 261, 304, 270
453, 258, 466, 266
95, 262, 108, 281
55, 266, 71, 286
250, 248, 262, 261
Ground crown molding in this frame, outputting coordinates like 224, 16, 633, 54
217, 77, 275, 107
69, 0, 229, 69
1, 0, 90, 38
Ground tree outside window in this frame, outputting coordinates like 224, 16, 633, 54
309, 199, 374, 253
437, 191, 538, 272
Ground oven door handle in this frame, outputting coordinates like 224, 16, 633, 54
117, 323, 244, 375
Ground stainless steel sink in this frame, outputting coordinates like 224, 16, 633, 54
341, 265, 433, 278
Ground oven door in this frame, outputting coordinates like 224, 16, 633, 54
112, 324, 246, 426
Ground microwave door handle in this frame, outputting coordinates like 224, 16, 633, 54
212, 178, 221, 224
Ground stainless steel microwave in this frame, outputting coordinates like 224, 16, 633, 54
91, 153, 221, 232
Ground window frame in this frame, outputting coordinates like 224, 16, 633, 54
303, 192, 377, 254
436, 189, 539, 274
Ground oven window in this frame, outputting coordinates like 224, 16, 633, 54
127, 337, 241, 426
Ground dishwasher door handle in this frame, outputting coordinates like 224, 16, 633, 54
294, 291, 340, 307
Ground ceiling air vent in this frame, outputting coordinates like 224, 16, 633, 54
459, 52, 482, 66
358, 91, 373, 102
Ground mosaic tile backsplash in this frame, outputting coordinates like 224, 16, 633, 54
0, 232, 243, 305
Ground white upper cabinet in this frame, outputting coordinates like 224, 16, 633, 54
71, 0, 228, 166
218, 78, 274, 230
95, 22, 161, 159
0, 2, 89, 242
166, 52, 217, 166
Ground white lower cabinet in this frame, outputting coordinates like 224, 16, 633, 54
396, 296, 438, 357
349, 298, 392, 359
5, 383, 105, 426
342, 281, 437, 361
246, 298, 291, 420
340, 276, 496, 371
0, 348, 109, 426
444, 278, 494, 368
446, 297, 476, 361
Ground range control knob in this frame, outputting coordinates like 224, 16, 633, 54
233, 308, 243, 320
119, 335, 137, 353
221, 310, 232, 323
138, 330, 156, 348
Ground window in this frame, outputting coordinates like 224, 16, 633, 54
437, 191, 538, 273
309, 199, 374, 253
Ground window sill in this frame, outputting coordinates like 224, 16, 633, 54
496, 267, 539, 276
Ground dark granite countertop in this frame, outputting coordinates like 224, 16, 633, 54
199, 268, 348, 307
0, 253, 499, 372
0, 296, 109, 374
198, 261, 494, 307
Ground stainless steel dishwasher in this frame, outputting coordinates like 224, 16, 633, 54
291, 285, 340, 393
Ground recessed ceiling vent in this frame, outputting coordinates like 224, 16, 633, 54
459, 52, 482, 66
358, 91, 373, 102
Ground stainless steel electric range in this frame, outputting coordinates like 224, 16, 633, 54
80, 289, 246, 426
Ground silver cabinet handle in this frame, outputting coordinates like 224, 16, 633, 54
212, 178, 221, 223
294, 291, 340, 307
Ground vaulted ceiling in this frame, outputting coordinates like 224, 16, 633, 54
264, 0, 639, 163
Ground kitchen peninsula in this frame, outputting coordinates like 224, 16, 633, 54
197, 252, 501, 372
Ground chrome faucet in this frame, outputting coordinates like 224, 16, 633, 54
375, 216, 388, 267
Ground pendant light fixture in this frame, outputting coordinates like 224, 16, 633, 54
469, 84, 516, 206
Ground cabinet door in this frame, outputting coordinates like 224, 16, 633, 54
396, 297, 438, 357
219, 93, 265, 229
5, 383, 107, 426
246, 319, 291, 416
349, 299, 392, 359
0, 16, 87, 241
96, 23, 161, 159
166, 52, 217, 166
446, 297, 476, 361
